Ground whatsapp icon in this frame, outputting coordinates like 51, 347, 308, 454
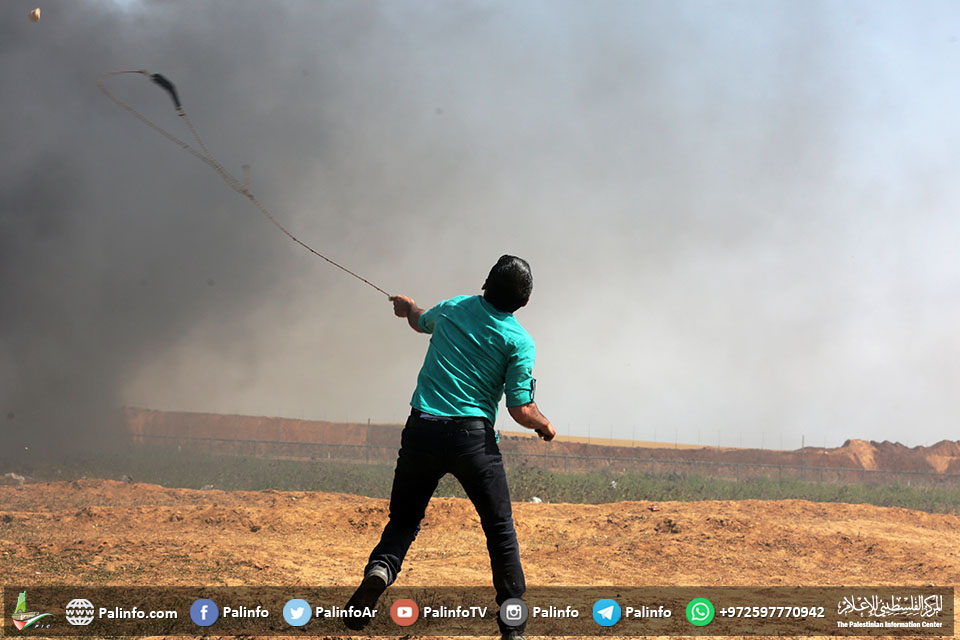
685, 598, 715, 626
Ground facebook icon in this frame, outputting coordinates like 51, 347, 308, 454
190, 599, 219, 626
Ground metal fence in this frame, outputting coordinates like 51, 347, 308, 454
134, 433, 960, 487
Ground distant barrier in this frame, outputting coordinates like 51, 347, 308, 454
133, 433, 960, 487
505, 449, 960, 487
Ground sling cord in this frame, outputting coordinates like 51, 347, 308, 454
98, 70, 391, 297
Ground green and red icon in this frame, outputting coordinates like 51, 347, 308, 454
12, 591, 54, 630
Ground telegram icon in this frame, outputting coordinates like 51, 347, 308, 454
592, 599, 621, 626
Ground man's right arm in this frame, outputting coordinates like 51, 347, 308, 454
508, 402, 556, 441
389, 295, 426, 333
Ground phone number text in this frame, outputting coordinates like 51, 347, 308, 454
718, 606, 826, 618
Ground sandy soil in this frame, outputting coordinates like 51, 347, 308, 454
1, 479, 958, 638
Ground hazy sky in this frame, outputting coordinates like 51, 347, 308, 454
3, 0, 960, 452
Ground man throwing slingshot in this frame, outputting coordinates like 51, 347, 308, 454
344, 255, 556, 639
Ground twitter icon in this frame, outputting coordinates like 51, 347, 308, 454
283, 599, 311, 627
592, 599, 621, 627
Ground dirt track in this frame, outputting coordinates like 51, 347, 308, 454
1, 479, 958, 637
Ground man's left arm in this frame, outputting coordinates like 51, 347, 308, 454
505, 337, 555, 440
508, 401, 556, 441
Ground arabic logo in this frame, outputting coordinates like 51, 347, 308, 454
838, 594, 944, 619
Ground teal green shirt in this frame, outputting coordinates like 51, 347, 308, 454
411, 295, 536, 423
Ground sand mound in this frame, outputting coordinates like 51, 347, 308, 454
838, 439, 878, 470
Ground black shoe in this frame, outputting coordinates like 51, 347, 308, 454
501, 631, 526, 640
343, 565, 389, 631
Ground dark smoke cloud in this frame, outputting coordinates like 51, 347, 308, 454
4, 1, 960, 461
1, 0, 320, 458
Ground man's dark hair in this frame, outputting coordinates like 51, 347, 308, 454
483, 255, 533, 313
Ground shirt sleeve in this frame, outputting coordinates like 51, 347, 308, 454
504, 336, 537, 407
418, 297, 459, 334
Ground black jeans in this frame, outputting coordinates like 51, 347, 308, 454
365, 410, 526, 633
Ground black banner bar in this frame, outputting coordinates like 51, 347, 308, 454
3, 586, 953, 636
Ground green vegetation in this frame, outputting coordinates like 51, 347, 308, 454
8, 445, 960, 514
506, 464, 960, 514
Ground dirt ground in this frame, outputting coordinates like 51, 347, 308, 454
1, 479, 958, 638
